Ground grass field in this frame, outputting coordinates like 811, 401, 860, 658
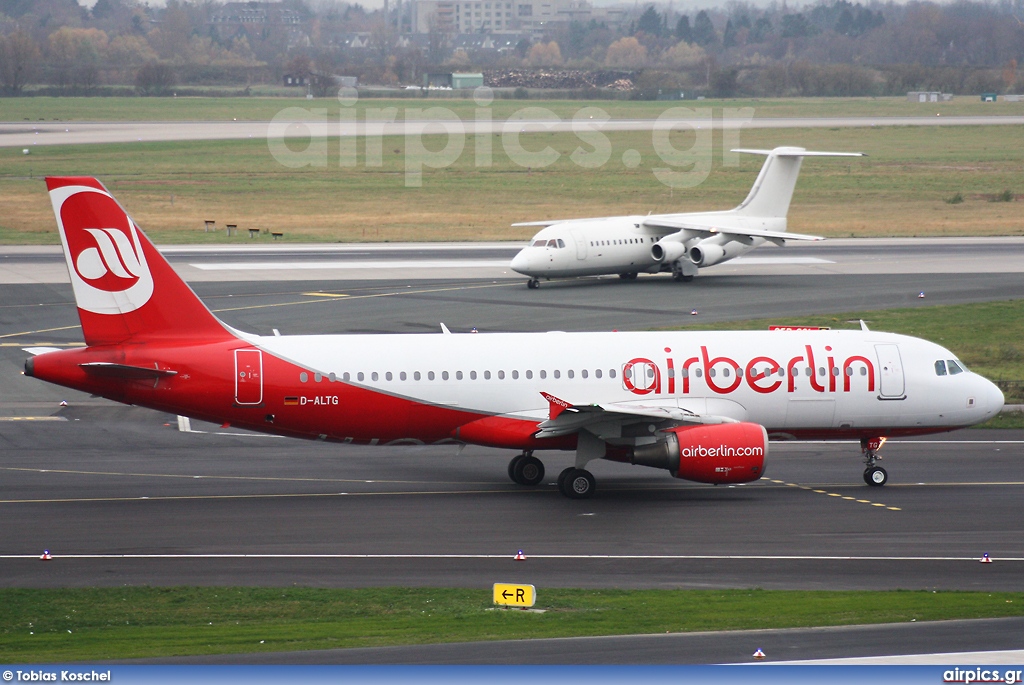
4, 95, 1024, 122
2, 587, 1023, 661
2, 122, 1023, 243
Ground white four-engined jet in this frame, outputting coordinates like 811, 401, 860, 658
23, 177, 1004, 499
510, 146, 862, 288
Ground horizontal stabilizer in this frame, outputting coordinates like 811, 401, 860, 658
22, 347, 62, 357
79, 362, 178, 379
732, 148, 865, 158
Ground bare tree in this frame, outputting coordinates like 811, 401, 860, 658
0, 31, 42, 95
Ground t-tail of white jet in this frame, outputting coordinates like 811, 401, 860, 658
510, 146, 864, 288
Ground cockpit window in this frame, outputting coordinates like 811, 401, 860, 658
947, 360, 964, 375
547, 239, 558, 248
532, 240, 546, 247
557, 239, 565, 248
934, 360, 947, 376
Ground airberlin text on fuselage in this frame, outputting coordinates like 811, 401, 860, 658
622, 344, 876, 397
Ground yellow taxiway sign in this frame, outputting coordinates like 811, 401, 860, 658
493, 583, 536, 608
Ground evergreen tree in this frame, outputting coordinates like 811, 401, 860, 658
675, 15, 692, 43
692, 10, 717, 46
637, 5, 663, 36
723, 19, 737, 47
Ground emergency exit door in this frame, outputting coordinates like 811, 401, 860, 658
235, 348, 263, 405
875, 344, 905, 399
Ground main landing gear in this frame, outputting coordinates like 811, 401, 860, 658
506, 453, 597, 499
861, 437, 888, 486
508, 451, 545, 486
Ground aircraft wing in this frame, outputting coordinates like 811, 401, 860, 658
534, 392, 734, 439
640, 218, 824, 242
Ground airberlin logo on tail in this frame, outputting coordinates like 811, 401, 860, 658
52, 186, 154, 315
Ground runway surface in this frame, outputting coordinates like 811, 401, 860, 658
2, 241, 1022, 662
3, 115, 1023, 148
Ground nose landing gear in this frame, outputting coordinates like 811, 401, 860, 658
861, 437, 888, 486
526, 278, 540, 289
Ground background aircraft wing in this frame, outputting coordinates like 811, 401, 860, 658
641, 218, 824, 242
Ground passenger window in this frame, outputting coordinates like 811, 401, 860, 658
554, 370, 560, 379
484, 370, 491, 379
582, 369, 589, 379
498, 370, 505, 379
357, 372, 364, 381
371, 372, 379, 381
609, 369, 616, 378
512, 370, 520, 379
470, 371, 477, 380
568, 370, 575, 379
428, 371, 435, 380
695, 368, 703, 378
400, 371, 407, 381
525, 370, 533, 379
442, 371, 449, 380
540, 370, 547, 379
722, 368, 730, 378
456, 371, 463, 380
831, 368, 839, 376
819, 367, 825, 377
595, 369, 602, 378
414, 371, 421, 380
300, 372, 308, 382
386, 372, 393, 381
947, 360, 963, 375
342, 372, 350, 381
329, 372, 336, 382
314, 373, 322, 382
709, 368, 716, 378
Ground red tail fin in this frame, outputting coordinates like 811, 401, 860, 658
46, 177, 232, 346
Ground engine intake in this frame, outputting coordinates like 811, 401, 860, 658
631, 422, 767, 484
651, 240, 686, 263
689, 243, 726, 267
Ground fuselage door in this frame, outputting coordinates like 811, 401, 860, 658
875, 344, 905, 398
569, 229, 587, 260
235, 348, 263, 405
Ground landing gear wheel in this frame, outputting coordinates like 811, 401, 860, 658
557, 466, 575, 492
618, 272, 638, 280
559, 468, 596, 499
513, 455, 545, 486
864, 466, 888, 487
672, 272, 694, 283
527, 278, 539, 289
507, 454, 525, 483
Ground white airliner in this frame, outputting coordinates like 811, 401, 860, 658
510, 147, 862, 288
25, 177, 1003, 499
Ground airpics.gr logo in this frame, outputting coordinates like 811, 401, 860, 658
52, 186, 154, 315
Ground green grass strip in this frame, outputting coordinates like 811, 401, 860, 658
1, 587, 1023, 661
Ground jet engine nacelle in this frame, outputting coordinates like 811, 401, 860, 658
651, 239, 687, 263
630, 422, 767, 484
689, 242, 727, 267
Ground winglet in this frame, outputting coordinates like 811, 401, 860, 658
440, 323, 451, 335
540, 391, 573, 420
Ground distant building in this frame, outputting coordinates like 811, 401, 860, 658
411, 0, 621, 36
907, 91, 952, 102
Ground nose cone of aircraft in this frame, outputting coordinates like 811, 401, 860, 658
980, 377, 1005, 419
510, 248, 533, 275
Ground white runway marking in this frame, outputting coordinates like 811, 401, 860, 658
728, 257, 835, 265
3, 553, 1022, 561
190, 260, 510, 271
